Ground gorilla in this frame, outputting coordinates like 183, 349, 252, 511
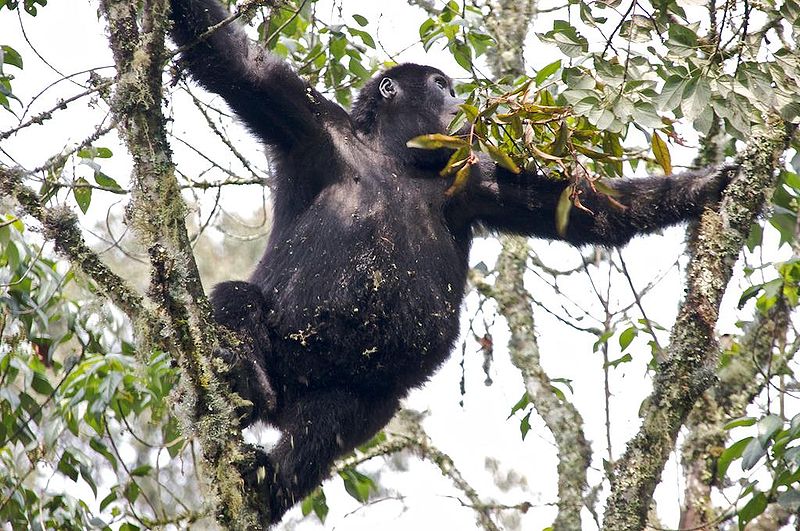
170, 0, 732, 523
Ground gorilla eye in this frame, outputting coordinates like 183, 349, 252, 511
434, 77, 448, 90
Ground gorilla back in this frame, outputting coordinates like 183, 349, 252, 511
172, 0, 733, 524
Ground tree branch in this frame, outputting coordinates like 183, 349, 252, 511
0, 167, 146, 321
96, 1, 269, 527
602, 117, 796, 531
477, 1, 592, 527
473, 240, 592, 530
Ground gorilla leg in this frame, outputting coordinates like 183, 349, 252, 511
210, 280, 276, 423
259, 388, 399, 523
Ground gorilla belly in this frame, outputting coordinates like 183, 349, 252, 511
265, 236, 464, 392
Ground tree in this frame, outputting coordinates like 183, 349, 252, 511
0, 0, 799, 529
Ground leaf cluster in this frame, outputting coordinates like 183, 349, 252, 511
1, 219, 189, 530
719, 414, 800, 529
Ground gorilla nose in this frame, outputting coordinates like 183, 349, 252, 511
445, 95, 465, 115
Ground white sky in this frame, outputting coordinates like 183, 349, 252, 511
0, 1, 791, 530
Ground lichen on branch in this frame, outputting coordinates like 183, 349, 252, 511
96, 0, 272, 527
602, 118, 796, 531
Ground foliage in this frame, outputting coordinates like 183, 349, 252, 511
719, 413, 800, 529
254, 0, 380, 105
0, 218, 195, 529
412, 0, 800, 226
0, 0, 48, 16
0, 44, 22, 112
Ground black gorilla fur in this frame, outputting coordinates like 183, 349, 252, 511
170, 0, 733, 524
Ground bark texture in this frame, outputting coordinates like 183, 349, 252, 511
477, 1, 592, 528
97, 1, 270, 527
602, 117, 794, 531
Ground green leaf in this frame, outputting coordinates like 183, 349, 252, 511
329, 35, 346, 60
340, 469, 373, 503
348, 28, 375, 49
593, 329, 614, 352
757, 414, 783, 445
600, 132, 623, 177
80, 462, 98, 497
452, 41, 472, 71
724, 417, 757, 430
301, 488, 329, 522
632, 102, 663, 129
163, 417, 184, 458
573, 96, 600, 116
780, 101, 800, 123
58, 451, 79, 481
717, 437, 752, 478
538, 21, 588, 58
536, 59, 561, 86
94, 172, 124, 192
352, 14, 368, 27
618, 326, 638, 351
407, 133, 468, 150
31, 372, 54, 395
124, 481, 140, 504
508, 392, 530, 418
347, 57, 369, 80
99, 489, 118, 512
445, 161, 472, 196
519, 410, 532, 440
604, 353, 632, 369
440, 146, 470, 177
619, 15, 654, 43
666, 24, 698, 57
738, 284, 764, 309
466, 32, 493, 58
130, 464, 152, 477
741, 437, 767, 470
745, 222, 763, 253
681, 77, 711, 121
658, 76, 687, 112
551, 121, 570, 157
651, 132, 672, 175
73, 177, 92, 214
481, 142, 520, 174
738, 492, 768, 530
459, 103, 479, 122
529, 143, 564, 162
90, 437, 118, 471
77, 146, 112, 159
1, 45, 23, 69
562, 67, 595, 90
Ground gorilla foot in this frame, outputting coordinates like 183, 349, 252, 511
246, 446, 296, 526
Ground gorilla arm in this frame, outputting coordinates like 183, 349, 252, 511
468, 162, 736, 246
170, 0, 349, 204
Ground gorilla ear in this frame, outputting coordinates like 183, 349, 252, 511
379, 77, 396, 100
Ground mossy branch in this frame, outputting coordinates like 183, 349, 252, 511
678, 166, 799, 526
97, 0, 270, 527
477, 1, 592, 528
472, 242, 592, 531
0, 167, 146, 322
602, 118, 796, 531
